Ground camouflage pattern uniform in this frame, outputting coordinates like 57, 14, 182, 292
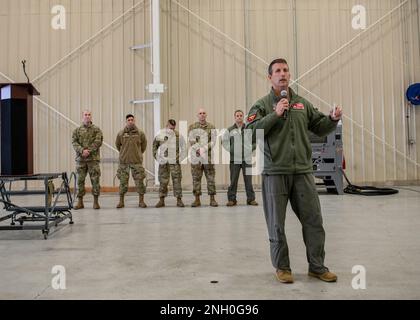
72, 123, 103, 197
188, 121, 217, 196
115, 125, 147, 195
152, 129, 186, 198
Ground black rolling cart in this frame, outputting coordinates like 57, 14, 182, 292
0, 172, 76, 239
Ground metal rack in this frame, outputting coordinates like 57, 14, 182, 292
0, 172, 76, 239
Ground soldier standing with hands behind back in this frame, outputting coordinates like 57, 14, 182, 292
72, 110, 103, 210
188, 108, 218, 207
115, 114, 148, 209
153, 119, 186, 208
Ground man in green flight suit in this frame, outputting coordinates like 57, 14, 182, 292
72, 110, 103, 210
246, 58, 342, 284
222, 109, 258, 207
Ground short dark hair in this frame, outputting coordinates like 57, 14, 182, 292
168, 119, 176, 126
268, 58, 288, 75
126, 114, 134, 120
234, 110, 244, 115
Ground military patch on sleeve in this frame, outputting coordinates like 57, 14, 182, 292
247, 114, 257, 123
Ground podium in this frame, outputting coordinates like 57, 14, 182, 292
0, 83, 39, 175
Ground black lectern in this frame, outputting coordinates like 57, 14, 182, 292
0, 83, 39, 175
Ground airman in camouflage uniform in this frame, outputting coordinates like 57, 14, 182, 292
72, 110, 103, 210
115, 114, 148, 208
153, 119, 187, 208
188, 108, 218, 207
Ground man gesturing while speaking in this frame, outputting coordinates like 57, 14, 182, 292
246, 58, 342, 284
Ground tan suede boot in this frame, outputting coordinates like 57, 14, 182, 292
176, 197, 185, 207
210, 195, 218, 207
93, 195, 100, 210
276, 270, 294, 284
139, 194, 147, 208
191, 195, 201, 207
247, 200, 258, 206
74, 197, 84, 210
155, 197, 165, 208
308, 271, 338, 282
226, 200, 237, 207
116, 195, 125, 209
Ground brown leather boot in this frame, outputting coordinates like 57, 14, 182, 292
177, 197, 185, 207
308, 271, 337, 282
247, 200, 258, 206
210, 195, 218, 207
139, 194, 147, 208
116, 195, 125, 209
191, 195, 201, 207
226, 200, 237, 207
93, 195, 100, 210
74, 197, 84, 210
155, 197, 165, 208
276, 270, 294, 284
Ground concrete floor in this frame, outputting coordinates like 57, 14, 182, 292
0, 186, 420, 300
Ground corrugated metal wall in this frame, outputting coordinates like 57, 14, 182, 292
293, 0, 420, 184
0, 0, 419, 189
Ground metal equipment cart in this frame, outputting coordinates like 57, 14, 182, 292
0, 172, 76, 239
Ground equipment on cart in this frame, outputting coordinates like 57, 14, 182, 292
310, 121, 344, 195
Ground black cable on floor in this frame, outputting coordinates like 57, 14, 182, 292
394, 187, 420, 194
340, 168, 399, 196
